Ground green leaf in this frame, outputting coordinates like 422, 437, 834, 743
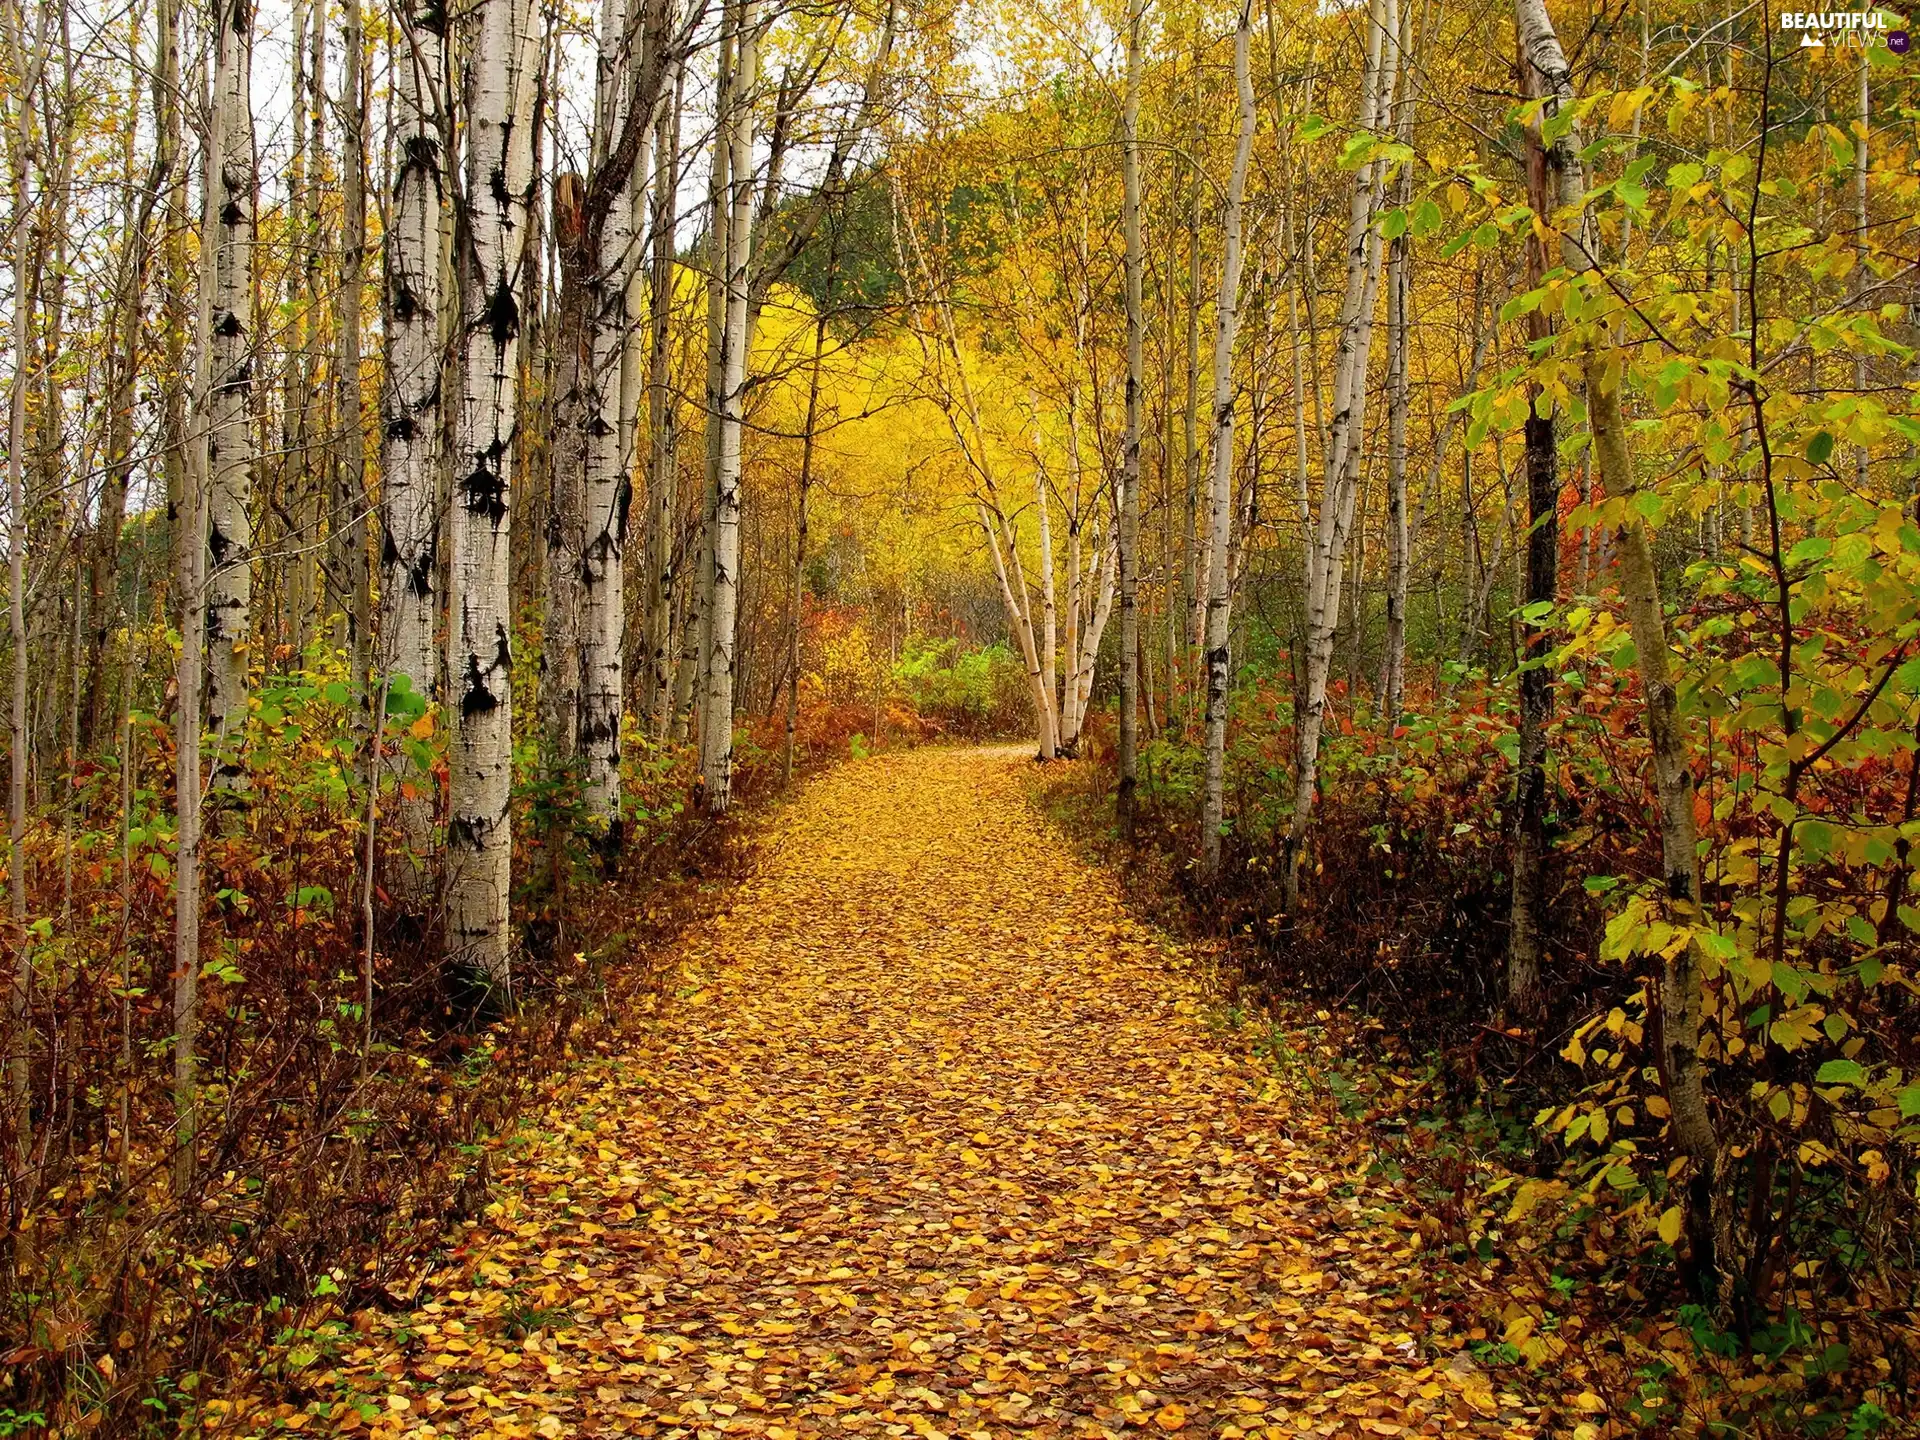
1815, 1059, 1865, 1086
1806, 430, 1835, 465
1786, 535, 1831, 567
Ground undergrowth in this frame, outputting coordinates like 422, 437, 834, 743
1031, 682, 1916, 1440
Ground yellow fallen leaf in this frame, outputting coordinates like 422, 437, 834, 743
1657, 1206, 1682, 1246
1155, 1402, 1188, 1431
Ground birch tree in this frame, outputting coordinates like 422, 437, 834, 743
1117, 0, 1144, 837
580, 0, 675, 840
641, 68, 682, 740
699, 0, 759, 811
204, 0, 257, 794
4, 0, 48, 1169
332, 0, 371, 697
1282, 0, 1398, 909
446, 0, 539, 993
1198, 0, 1254, 882
379, 0, 447, 904
1505, 0, 1566, 1018
1380, 0, 1419, 725
1513, 0, 1721, 1289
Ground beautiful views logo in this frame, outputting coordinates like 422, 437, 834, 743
1780, 9, 1910, 48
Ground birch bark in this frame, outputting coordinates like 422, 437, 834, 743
1200, 0, 1255, 881
204, 0, 257, 794
447, 0, 538, 993
1283, 0, 1397, 908
380, 0, 446, 903
1117, 0, 1143, 835
643, 64, 682, 739
4, 0, 48, 1170
333, 0, 371, 697
700, 0, 758, 811
580, 0, 665, 836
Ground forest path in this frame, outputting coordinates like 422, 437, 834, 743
320, 748, 1532, 1440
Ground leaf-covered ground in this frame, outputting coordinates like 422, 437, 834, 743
265, 749, 1540, 1439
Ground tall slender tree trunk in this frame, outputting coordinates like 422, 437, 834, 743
544, 176, 590, 770
785, 227, 837, 784
679, 30, 730, 747
644, 64, 683, 740
204, 0, 257, 794
173, 0, 243, 1189
1117, 0, 1143, 836
1035, 443, 1058, 745
1381, 0, 1418, 724
289, 0, 327, 658
380, 0, 446, 909
580, 0, 660, 840
1506, 45, 1563, 1018
1182, 144, 1203, 683
5, 0, 47, 1173
1200, 0, 1255, 882
333, 0, 371, 699
784, 323, 829, 782
1283, 0, 1397, 909
1513, 0, 1720, 1291
1849, 49, 1869, 492
82, 37, 158, 752
447, 0, 538, 994
700, 0, 757, 812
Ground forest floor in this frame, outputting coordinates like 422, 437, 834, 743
238, 748, 1543, 1440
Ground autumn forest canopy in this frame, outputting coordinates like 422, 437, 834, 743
3, 0, 1920, 1427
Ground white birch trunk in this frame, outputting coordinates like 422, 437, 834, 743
580, 0, 655, 833
643, 68, 681, 738
1200, 0, 1255, 881
204, 0, 256, 793
171, 0, 237, 1186
1382, 0, 1418, 723
700, 0, 757, 812
1071, 530, 1117, 731
5, 4, 47, 1166
379, 0, 446, 905
1117, 0, 1143, 831
1284, 0, 1397, 907
447, 0, 538, 992
334, 0, 371, 696
1035, 452, 1059, 743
